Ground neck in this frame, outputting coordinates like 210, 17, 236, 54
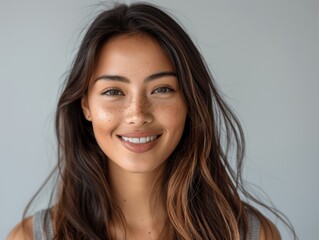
108, 161, 166, 238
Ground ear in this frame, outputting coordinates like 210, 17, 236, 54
81, 95, 92, 121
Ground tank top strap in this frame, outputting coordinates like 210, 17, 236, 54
33, 209, 54, 240
240, 209, 261, 240
247, 210, 261, 240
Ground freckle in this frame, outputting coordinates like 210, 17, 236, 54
123, 199, 126, 202
148, 232, 151, 234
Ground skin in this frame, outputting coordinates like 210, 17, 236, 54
7, 34, 281, 240
82, 33, 187, 175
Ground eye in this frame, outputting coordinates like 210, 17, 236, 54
152, 86, 175, 94
102, 88, 124, 96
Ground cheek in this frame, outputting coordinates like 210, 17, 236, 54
156, 101, 187, 128
90, 104, 123, 132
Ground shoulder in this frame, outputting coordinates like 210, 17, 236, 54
245, 208, 281, 240
259, 217, 281, 240
7, 216, 34, 240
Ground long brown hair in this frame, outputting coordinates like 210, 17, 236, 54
25, 2, 296, 239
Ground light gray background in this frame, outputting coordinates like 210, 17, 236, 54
1, 0, 318, 239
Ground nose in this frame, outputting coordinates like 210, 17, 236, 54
125, 94, 153, 126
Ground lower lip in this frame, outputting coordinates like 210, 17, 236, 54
119, 136, 160, 153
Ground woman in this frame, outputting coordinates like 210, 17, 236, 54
8, 2, 295, 240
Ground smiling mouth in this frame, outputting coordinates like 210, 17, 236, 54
119, 135, 160, 144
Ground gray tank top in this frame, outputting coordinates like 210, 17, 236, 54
33, 209, 54, 240
33, 209, 260, 239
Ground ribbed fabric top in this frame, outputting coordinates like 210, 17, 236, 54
33, 209, 54, 240
33, 208, 260, 239
240, 210, 261, 240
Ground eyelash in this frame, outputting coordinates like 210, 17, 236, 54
102, 88, 124, 96
152, 86, 175, 94
102, 86, 175, 96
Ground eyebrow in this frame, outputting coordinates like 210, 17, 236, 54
94, 71, 177, 83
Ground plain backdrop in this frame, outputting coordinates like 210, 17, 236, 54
1, 0, 318, 239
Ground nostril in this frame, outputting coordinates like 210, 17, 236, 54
125, 97, 153, 125
126, 111, 153, 126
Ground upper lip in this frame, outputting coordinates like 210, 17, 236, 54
117, 132, 162, 138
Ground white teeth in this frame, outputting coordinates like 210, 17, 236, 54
121, 135, 158, 144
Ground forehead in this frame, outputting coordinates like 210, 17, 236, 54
93, 34, 174, 77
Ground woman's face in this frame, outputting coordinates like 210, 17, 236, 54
82, 34, 187, 174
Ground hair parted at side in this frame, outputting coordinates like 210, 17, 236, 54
23, 2, 296, 240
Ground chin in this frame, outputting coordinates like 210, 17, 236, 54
111, 158, 166, 174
